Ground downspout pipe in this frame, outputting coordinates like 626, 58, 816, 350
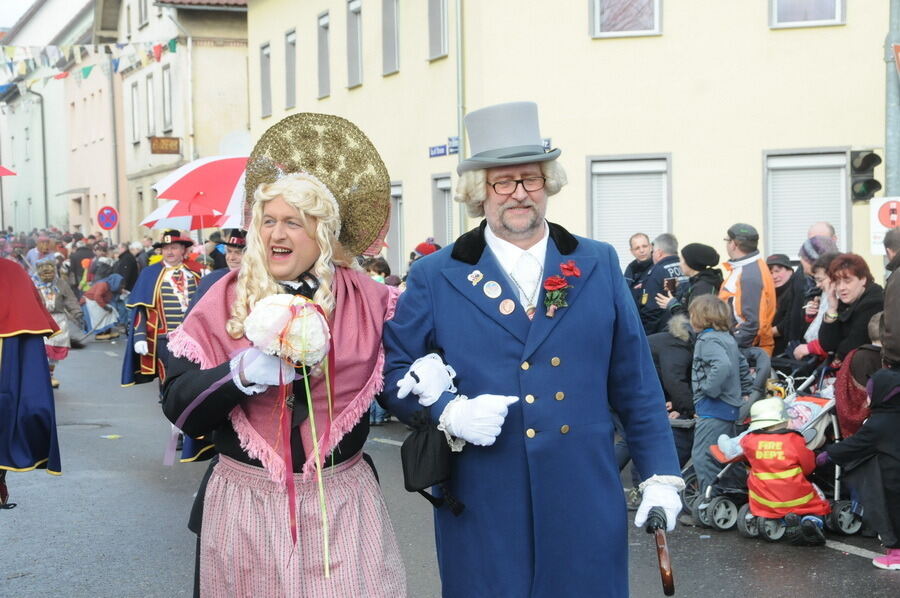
886, 0, 900, 196
455, 0, 465, 233
28, 89, 50, 228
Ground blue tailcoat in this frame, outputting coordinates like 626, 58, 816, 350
382, 222, 680, 598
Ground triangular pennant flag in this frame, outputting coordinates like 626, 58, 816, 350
167, 38, 177, 53
74, 47, 83, 65
153, 44, 163, 62
3, 46, 15, 60
81, 64, 95, 79
61, 45, 72, 60
53, 71, 70, 80
111, 57, 120, 73
17, 61, 26, 75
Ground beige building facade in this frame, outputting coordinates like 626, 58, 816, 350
247, 0, 887, 275
94, 0, 250, 242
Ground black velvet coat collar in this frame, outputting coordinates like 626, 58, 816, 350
450, 220, 579, 265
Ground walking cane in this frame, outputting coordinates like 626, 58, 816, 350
644, 506, 674, 596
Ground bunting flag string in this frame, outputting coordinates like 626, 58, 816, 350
0, 38, 180, 91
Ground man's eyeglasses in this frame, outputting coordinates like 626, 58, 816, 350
488, 176, 546, 195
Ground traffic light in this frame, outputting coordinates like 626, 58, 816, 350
849, 150, 882, 201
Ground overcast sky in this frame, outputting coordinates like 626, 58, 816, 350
0, 0, 36, 30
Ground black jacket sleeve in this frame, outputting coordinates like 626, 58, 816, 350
161, 355, 249, 437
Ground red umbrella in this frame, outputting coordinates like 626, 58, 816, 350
152, 156, 247, 227
140, 199, 227, 230
0, 166, 16, 176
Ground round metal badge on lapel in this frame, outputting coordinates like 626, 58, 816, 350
499, 298, 516, 315
483, 281, 502, 299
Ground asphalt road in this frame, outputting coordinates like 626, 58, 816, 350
2, 340, 898, 597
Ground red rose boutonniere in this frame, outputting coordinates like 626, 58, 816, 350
543, 260, 581, 318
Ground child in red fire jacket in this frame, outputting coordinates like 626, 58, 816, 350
739, 397, 831, 545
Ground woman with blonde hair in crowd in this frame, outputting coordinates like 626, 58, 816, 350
161, 114, 405, 597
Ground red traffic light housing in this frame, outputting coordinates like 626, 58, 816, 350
850, 150, 882, 201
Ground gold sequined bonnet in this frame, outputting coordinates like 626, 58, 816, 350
244, 113, 391, 256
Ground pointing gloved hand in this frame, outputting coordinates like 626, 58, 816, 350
232, 347, 296, 388
134, 340, 149, 355
396, 353, 457, 406
439, 394, 518, 446
634, 483, 682, 532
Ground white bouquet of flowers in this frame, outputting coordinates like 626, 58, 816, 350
244, 294, 330, 366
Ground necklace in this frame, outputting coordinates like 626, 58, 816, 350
508, 264, 543, 318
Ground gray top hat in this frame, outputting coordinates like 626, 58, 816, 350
457, 101, 561, 175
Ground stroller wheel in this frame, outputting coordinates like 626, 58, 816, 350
761, 518, 786, 542
708, 496, 739, 531
692, 497, 712, 528
680, 469, 699, 515
827, 500, 863, 535
736, 503, 759, 538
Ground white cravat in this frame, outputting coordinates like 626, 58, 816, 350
485, 222, 549, 315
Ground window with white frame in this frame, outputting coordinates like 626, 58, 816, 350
428, 0, 448, 60
285, 30, 297, 109
139, 0, 149, 26
590, 158, 668, 270
162, 64, 173, 131
126, 5, 132, 39
260, 43, 272, 117
591, 0, 660, 38
432, 176, 453, 246
382, 0, 399, 75
766, 153, 847, 257
347, 0, 363, 88
146, 74, 155, 135
131, 81, 140, 142
318, 13, 331, 98
770, 0, 843, 28
387, 183, 403, 274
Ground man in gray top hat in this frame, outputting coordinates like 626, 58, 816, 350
381, 101, 683, 597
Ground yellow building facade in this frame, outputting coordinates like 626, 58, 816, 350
248, 0, 887, 274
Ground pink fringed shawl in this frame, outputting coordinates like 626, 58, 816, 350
168, 268, 398, 481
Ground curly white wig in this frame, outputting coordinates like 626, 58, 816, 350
454, 160, 568, 218
226, 173, 356, 339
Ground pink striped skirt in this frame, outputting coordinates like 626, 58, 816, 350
200, 454, 407, 598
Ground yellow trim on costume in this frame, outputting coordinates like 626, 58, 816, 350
749, 489, 814, 508
753, 467, 803, 480
179, 443, 216, 463
0, 328, 56, 338
1, 458, 49, 472
120, 382, 137, 388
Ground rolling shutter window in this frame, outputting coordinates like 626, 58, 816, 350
591, 159, 667, 270
382, 0, 399, 75
285, 31, 297, 109
318, 14, 331, 98
347, 0, 363, 88
428, 0, 448, 60
766, 153, 846, 258
433, 176, 452, 246
388, 184, 403, 275
260, 44, 272, 118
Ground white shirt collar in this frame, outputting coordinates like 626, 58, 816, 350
484, 220, 549, 274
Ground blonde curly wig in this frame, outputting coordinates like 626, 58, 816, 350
226, 173, 356, 339
454, 160, 568, 218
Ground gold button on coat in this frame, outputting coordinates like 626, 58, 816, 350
525, 394, 535, 404
555, 392, 565, 401
521, 361, 530, 370
551, 357, 561, 366
526, 428, 536, 438
560, 425, 570, 434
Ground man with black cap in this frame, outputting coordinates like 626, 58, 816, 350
188, 229, 246, 310
381, 101, 682, 598
767, 253, 809, 356
121, 229, 200, 389
720, 223, 777, 355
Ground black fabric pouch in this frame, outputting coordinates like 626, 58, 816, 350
400, 409, 464, 516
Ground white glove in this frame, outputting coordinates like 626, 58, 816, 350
134, 340, 149, 355
634, 483, 682, 532
396, 353, 457, 406
439, 394, 518, 446
233, 347, 296, 387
